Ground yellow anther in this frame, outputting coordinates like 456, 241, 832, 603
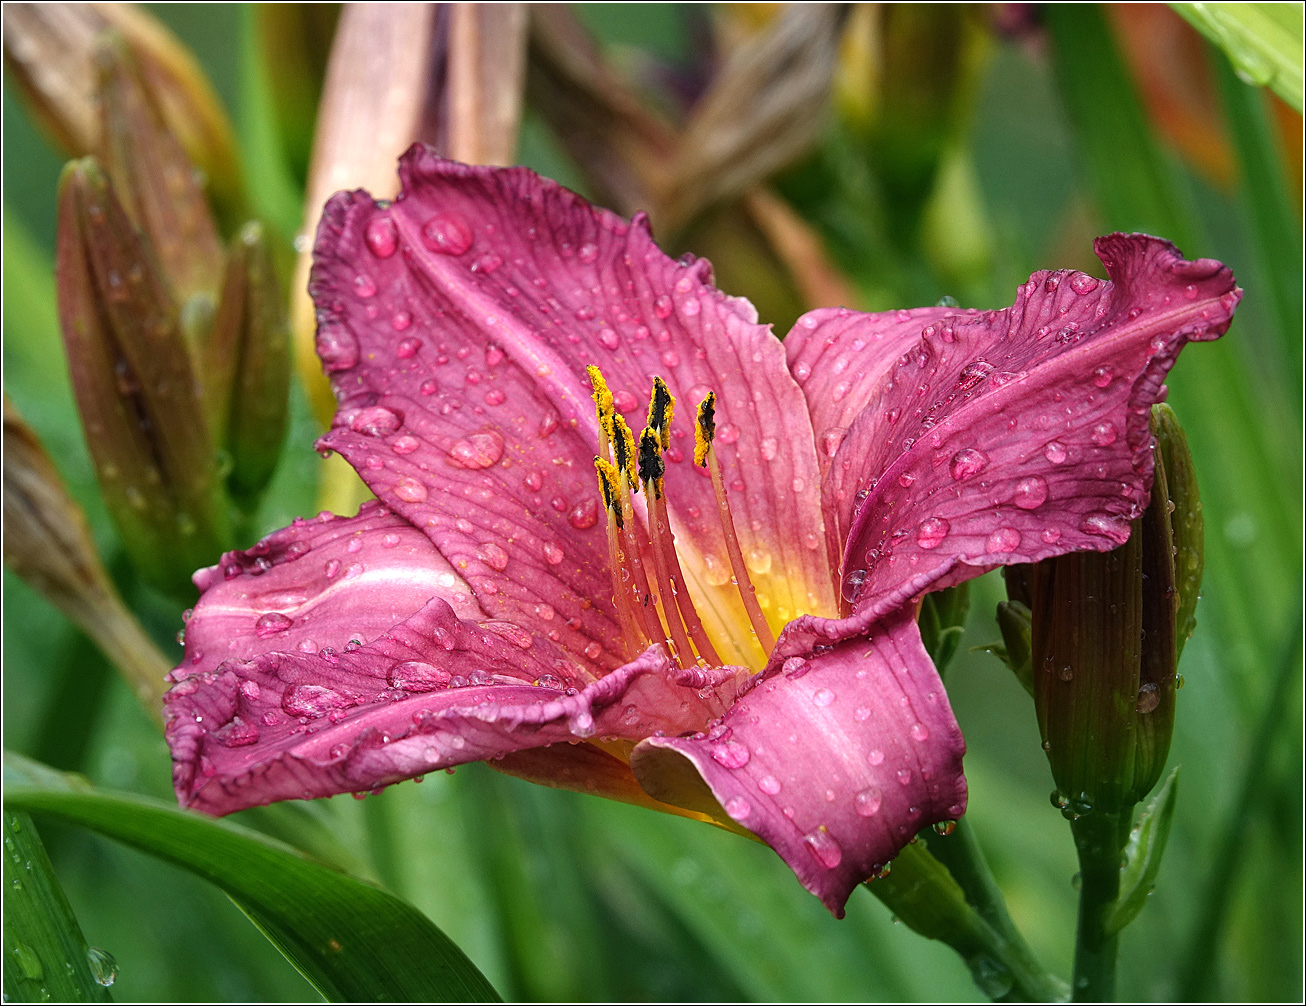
586, 365, 615, 443
694, 392, 716, 467
594, 456, 623, 529
647, 376, 675, 451
612, 414, 637, 488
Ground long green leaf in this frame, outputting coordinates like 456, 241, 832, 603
1106, 767, 1181, 935
3, 810, 113, 1003
3, 753, 500, 1003
1170, 2, 1304, 112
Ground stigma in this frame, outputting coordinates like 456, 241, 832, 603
588, 368, 774, 670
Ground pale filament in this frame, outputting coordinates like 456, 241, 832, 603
589, 369, 774, 669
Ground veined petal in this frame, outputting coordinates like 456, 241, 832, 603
177, 500, 484, 682
631, 610, 966, 917
779, 235, 1238, 653
167, 591, 686, 815
310, 149, 837, 672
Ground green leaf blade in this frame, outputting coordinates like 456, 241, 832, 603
3, 753, 501, 1004
1106, 767, 1181, 936
1170, 2, 1304, 112
3, 810, 113, 1003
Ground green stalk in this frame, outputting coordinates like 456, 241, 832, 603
922, 818, 1064, 1001
1068, 811, 1131, 1002
870, 842, 1068, 1002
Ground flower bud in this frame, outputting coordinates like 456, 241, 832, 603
3, 398, 168, 719
1030, 407, 1193, 815
207, 222, 291, 504
2, 2, 243, 224
95, 32, 223, 315
55, 157, 229, 597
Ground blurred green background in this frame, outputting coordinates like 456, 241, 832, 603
3, 3, 1301, 1001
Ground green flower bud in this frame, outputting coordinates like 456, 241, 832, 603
54, 158, 229, 597
3, 398, 169, 720
207, 222, 291, 504
2, 2, 244, 226
95, 32, 223, 316
1030, 406, 1197, 815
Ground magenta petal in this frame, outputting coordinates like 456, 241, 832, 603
310, 148, 836, 664
632, 610, 966, 917
167, 584, 680, 814
176, 500, 485, 682
794, 235, 1237, 641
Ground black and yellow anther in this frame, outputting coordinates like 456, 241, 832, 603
646, 376, 675, 451
593, 456, 623, 529
638, 427, 666, 498
693, 392, 716, 467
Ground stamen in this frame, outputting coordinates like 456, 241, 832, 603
612, 415, 638, 490
587, 365, 615, 465
696, 394, 776, 653
647, 376, 675, 451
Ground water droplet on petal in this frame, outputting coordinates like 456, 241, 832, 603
985, 527, 1021, 554
813, 688, 835, 707
393, 477, 429, 503
710, 739, 750, 768
1013, 475, 1049, 510
949, 448, 989, 481
365, 216, 398, 258
1069, 273, 1099, 295
1136, 682, 1160, 713
421, 212, 473, 255
584, 641, 603, 660
1091, 365, 1114, 387
909, 722, 930, 742
1080, 512, 1127, 540
350, 406, 404, 436
724, 795, 752, 820
803, 827, 843, 869
542, 542, 565, 565
854, 787, 882, 816
758, 775, 782, 795
653, 295, 673, 319
578, 242, 599, 264
391, 435, 421, 455
254, 612, 292, 638
841, 568, 867, 603
447, 431, 505, 469
397, 337, 422, 358
477, 542, 510, 571
1091, 421, 1118, 446
1045, 441, 1068, 464
916, 517, 951, 549
868, 749, 885, 766
896, 768, 912, 786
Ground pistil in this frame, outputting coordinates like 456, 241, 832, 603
695, 394, 776, 653
594, 456, 645, 652
610, 415, 670, 650
637, 427, 699, 668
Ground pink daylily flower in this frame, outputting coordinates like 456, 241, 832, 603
164, 147, 1239, 916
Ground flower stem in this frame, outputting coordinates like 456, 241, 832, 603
869, 842, 1068, 1002
1069, 811, 1130, 1002
924, 819, 1063, 1000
